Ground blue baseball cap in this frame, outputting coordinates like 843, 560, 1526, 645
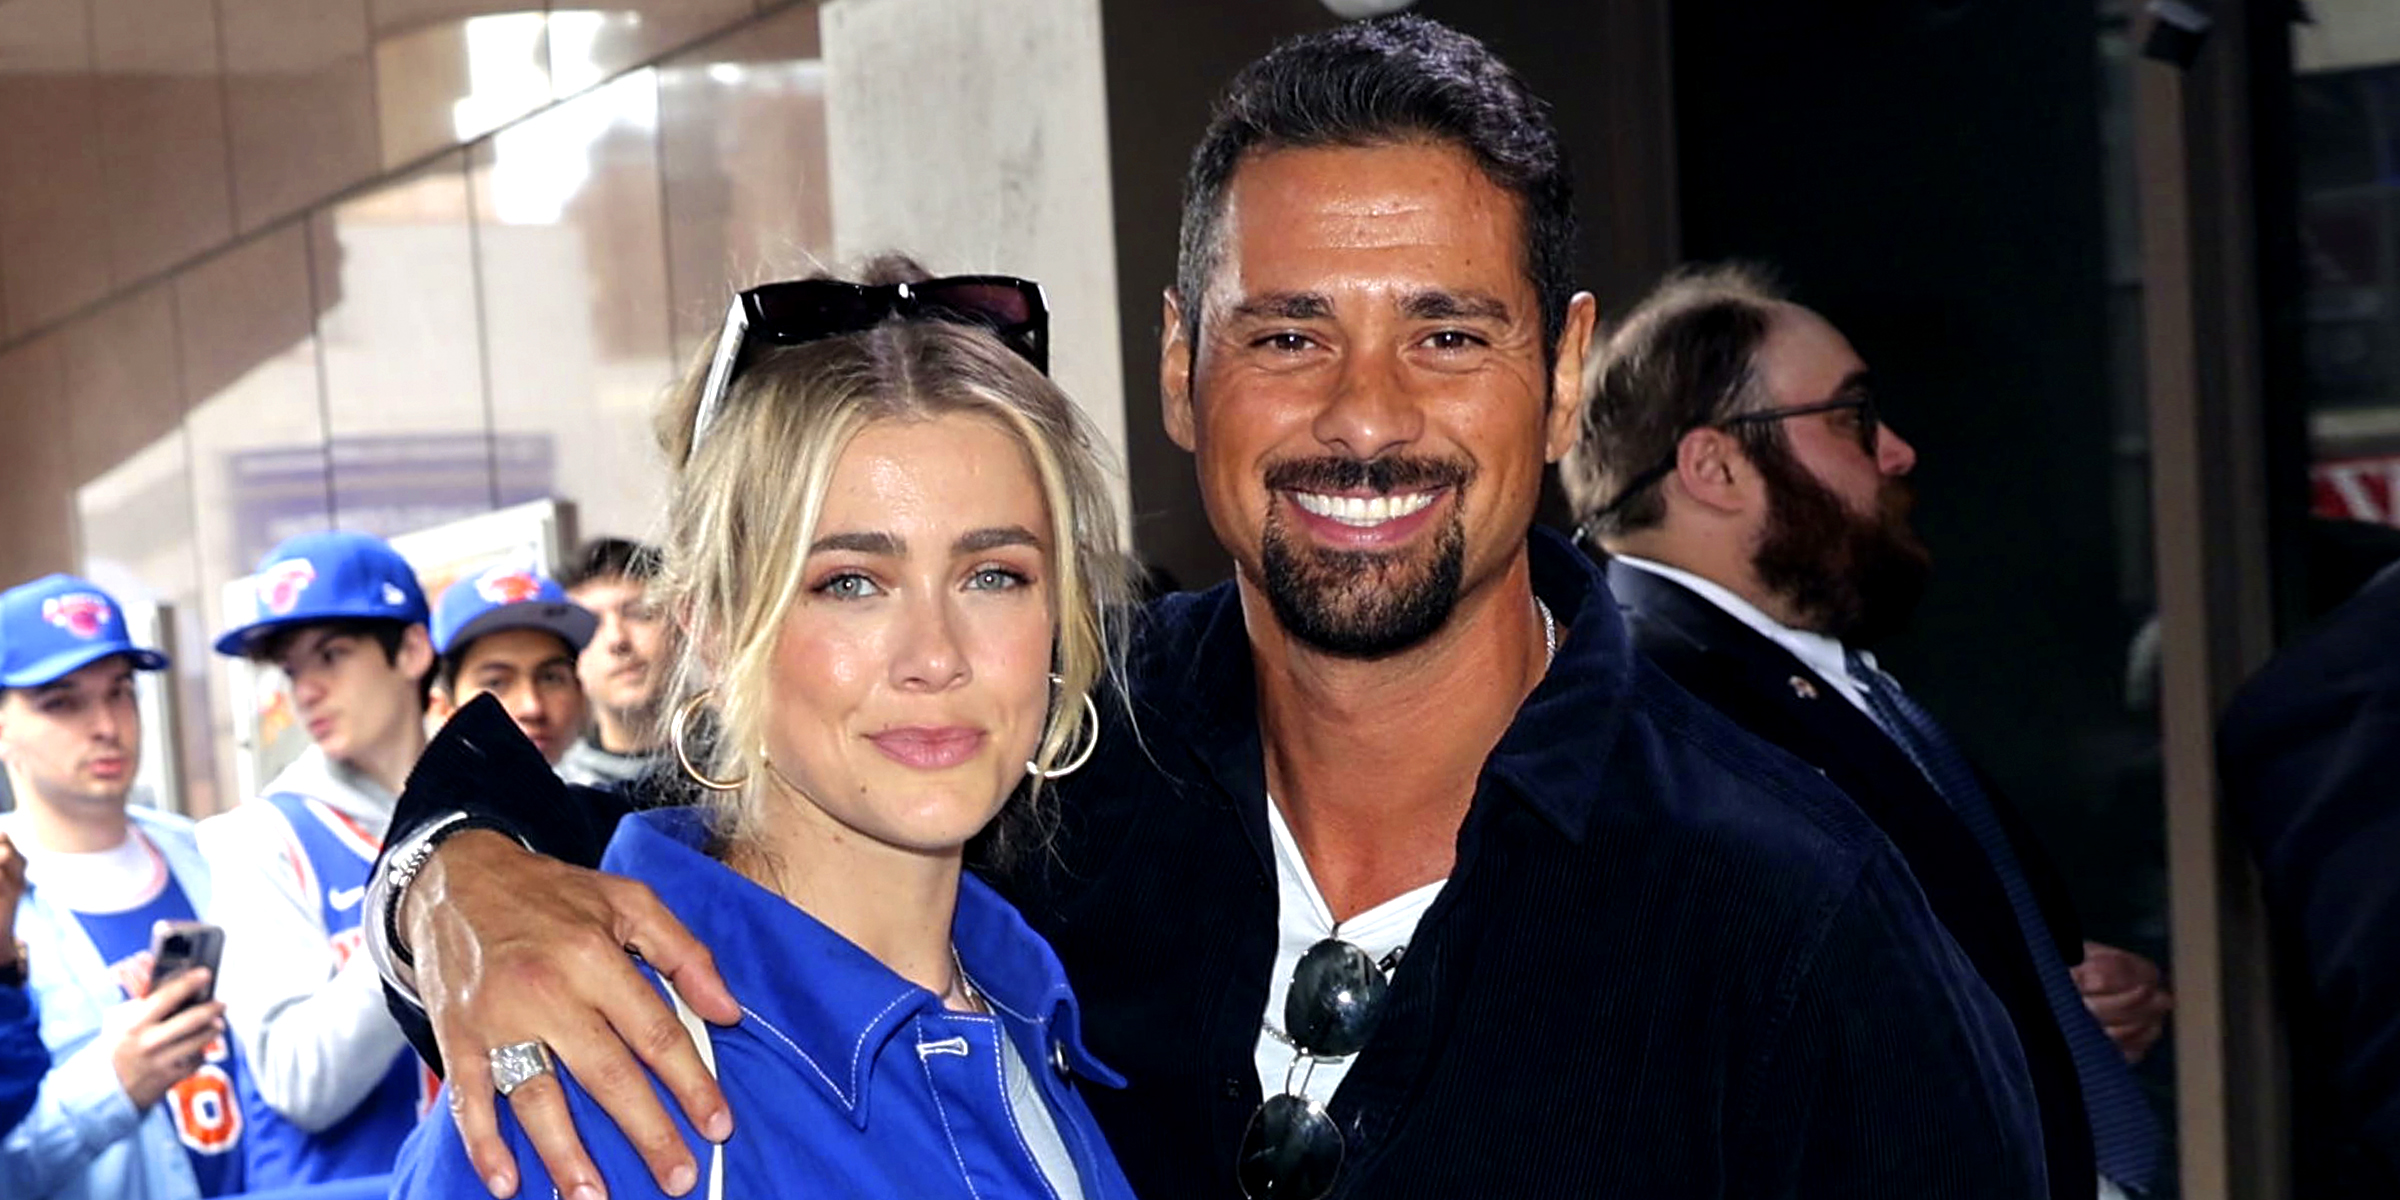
0, 575, 171, 688
433, 565, 598, 658
214, 531, 432, 657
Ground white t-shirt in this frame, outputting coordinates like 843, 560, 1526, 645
999, 1030, 1087, 1200
1252, 800, 1445, 1104
10, 822, 165, 913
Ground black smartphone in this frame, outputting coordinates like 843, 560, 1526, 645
148, 920, 224, 1008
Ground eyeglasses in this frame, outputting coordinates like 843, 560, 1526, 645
1586, 390, 1882, 526
1238, 937, 1398, 1200
689, 275, 1051, 452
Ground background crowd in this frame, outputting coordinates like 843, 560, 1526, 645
0, 533, 678, 1198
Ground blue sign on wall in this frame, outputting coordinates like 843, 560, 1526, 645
227, 433, 554, 567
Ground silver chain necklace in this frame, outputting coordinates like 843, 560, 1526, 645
1537, 597, 1557, 666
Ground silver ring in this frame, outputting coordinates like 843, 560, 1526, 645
489, 1040, 556, 1096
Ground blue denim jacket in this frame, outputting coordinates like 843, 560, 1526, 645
2, 806, 214, 1200
394, 807, 1139, 1199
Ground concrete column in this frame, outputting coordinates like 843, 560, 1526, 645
819, 0, 1128, 520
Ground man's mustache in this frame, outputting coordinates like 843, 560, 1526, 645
1880, 476, 1919, 525
1262, 456, 1472, 495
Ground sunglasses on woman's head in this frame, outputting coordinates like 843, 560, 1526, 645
688, 275, 1051, 454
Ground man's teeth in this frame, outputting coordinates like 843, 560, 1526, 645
1292, 491, 1438, 526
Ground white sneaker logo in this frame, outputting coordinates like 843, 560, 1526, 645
329, 885, 368, 911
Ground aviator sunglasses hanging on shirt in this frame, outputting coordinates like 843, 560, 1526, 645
1242, 604, 1549, 1200
1241, 934, 1403, 1200
689, 274, 1051, 450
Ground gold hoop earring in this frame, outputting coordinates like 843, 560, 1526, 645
672, 691, 745, 792
1027, 676, 1100, 780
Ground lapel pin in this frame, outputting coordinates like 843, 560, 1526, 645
1788, 676, 1819, 700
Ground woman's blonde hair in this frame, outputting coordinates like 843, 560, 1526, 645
653, 256, 1129, 866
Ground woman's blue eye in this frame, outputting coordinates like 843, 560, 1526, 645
968, 567, 1028, 591
821, 574, 882, 600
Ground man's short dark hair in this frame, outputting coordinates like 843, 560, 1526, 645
1176, 15, 1577, 353
560, 537, 662, 591
1561, 264, 1791, 540
248, 618, 435, 712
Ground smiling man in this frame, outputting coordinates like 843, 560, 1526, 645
361, 16, 2043, 1200
201, 531, 439, 1187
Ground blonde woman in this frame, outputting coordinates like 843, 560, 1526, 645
393, 260, 1137, 1199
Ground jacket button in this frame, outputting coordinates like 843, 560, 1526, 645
1049, 1039, 1072, 1080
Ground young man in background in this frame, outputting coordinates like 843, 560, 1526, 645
556, 539, 670, 789
201, 531, 439, 1187
0, 574, 243, 1199
428, 566, 595, 769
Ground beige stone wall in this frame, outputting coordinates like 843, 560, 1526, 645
0, 0, 1125, 815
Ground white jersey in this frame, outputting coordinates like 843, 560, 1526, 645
196, 746, 421, 1141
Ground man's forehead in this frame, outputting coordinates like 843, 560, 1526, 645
21, 657, 136, 698
569, 577, 645, 609
460, 630, 574, 672
1209, 141, 1530, 307
1758, 305, 1867, 394
280, 626, 348, 658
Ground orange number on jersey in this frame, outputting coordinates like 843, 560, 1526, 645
169, 1063, 242, 1154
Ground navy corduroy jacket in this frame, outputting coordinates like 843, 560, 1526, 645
385, 530, 2046, 1198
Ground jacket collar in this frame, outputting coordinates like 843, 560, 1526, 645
1129, 527, 1640, 846
601, 808, 1119, 1127
1606, 556, 1884, 715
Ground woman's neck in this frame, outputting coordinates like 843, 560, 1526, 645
724, 790, 973, 1009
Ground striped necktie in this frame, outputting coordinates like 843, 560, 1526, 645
1846, 648, 2162, 1193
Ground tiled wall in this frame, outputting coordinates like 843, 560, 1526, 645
0, 0, 1127, 816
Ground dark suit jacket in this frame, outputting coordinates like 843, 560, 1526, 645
2221, 562, 2400, 1196
1608, 558, 2096, 1200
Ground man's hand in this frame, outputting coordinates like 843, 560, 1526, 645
404, 831, 739, 1200
2071, 941, 2172, 1064
108, 969, 223, 1110
0, 832, 24, 962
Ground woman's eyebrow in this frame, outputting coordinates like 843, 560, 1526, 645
809, 531, 902, 556
955, 526, 1043, 555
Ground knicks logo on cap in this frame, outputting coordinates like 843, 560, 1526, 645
260, 560, 318, 616
42, 593, 114, 639
475, 568, 542, 605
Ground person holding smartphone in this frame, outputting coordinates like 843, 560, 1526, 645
0, 574, 247, 1199
1, 829, 45, 1136
200, 532, 441, 1189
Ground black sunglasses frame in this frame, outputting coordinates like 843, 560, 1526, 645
688, 275, 1051, 453
1238, 938, 1398, 1200
1583, 391, 1882, 533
